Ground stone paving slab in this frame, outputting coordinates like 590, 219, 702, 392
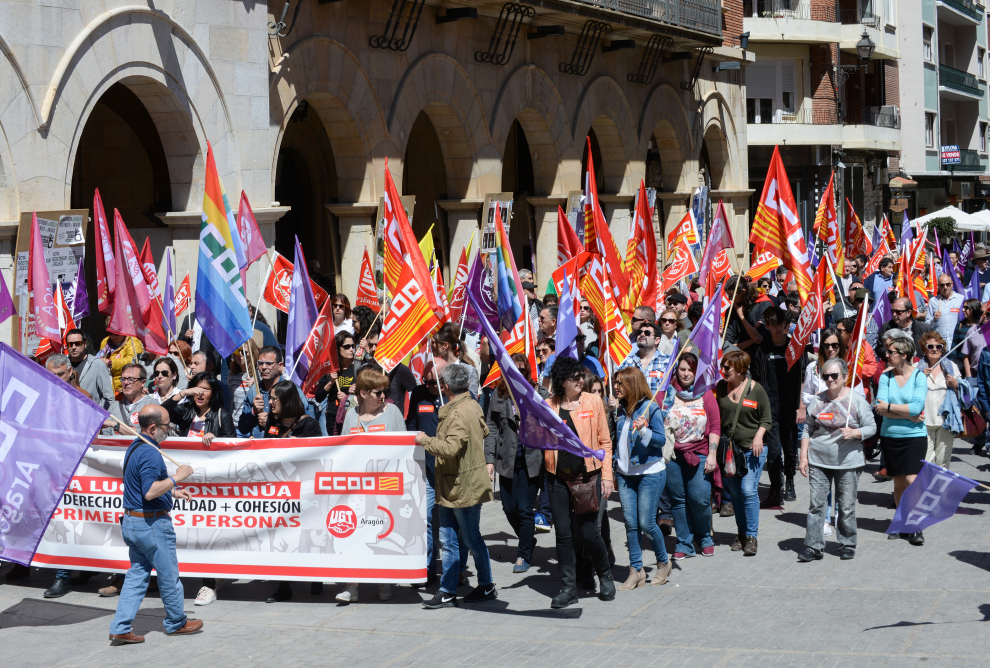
2, 439, 990, 666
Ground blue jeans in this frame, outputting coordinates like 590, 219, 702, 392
615, 470, 668, 570
438, 504, 493, 595
665, 455, 714, 555
109, 516, 187, 635
721, 447, 767, 538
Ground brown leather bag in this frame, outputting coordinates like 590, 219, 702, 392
566, 472, 601, 515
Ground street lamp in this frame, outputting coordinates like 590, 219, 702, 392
856, 31, 876, 62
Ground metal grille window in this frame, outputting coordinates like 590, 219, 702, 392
925, 113, 936, 148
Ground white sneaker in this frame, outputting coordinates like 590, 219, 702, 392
194, 587, 216, 606
335, 584, 359, 603
823, 523, 833, 537
378, 583, 393, 601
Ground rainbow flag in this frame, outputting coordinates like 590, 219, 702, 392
493, 204, 525, 332
195, 142, 252, 357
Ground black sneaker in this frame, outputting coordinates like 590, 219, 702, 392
422, 591, 458, 609
838, 547, 855, 560
463, 583, 497, 603
797, 548, 822, 562
907, 531, 925, 546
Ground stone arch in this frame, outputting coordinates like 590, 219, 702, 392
698, 91, 743, 191
0, 31, 41, 132
28, 8, 234, 211
572, 76, 637, 194
639, 84, 695, 192
389, 52, 492, 199
701, 122, 730, 190
490, 64, 571, 196
270, 35, 386, 203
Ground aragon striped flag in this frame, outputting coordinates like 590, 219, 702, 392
195, 142, 253, 358
745, 251, 781, 281
375, 260, 441, 373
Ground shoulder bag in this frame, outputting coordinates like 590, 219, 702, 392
716, 380, 750, 478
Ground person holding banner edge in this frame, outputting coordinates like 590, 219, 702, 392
109, 405, 203, 644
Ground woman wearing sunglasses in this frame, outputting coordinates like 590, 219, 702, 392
330, 293, 354, 334
917, 331, 959, 470
315, 331, 361, 435
338, 368, 406, 603
876, 335, 928, 546
152, 357, 183, 403
797, 359, 876, 561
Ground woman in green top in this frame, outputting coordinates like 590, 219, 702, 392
714, 350, 772, 556
876, 335, 928, 546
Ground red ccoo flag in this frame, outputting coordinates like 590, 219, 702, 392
749, 146, 814, 305
382, 158, 439, 313
93, 188, 116, 314
174, 273, 190, 318
448, 244, 471, 323
558, 205, 581, 266
107, 210, 168, 355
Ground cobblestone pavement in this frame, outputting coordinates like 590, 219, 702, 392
2, 440, 990, 667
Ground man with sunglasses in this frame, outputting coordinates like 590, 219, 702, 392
876, 297, 932, 362
237, 346, 314, 437
925, 273, 965, 345
618, 322, 667, 395
102, 364, 160, 436
750, 306, 806, 506
64, 328, 114, 409
628, 305, 656, 351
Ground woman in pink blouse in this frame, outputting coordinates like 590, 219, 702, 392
662, 352, 722, 559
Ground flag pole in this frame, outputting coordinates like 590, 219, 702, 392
107, 415, 181, 466
719, 275, 742, 348
251, 260, 273, 332
844, 293, 868, 427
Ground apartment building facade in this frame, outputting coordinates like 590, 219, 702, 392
743, 0, 900, 237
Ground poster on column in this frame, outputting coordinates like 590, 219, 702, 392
32, 434, 428, 583
13, 209, 90, 355
373, 195, 415, 303
480, 192, 513, 267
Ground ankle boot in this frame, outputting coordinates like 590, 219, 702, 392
595, 558, 616, 601
617, 567, 645, 591
551, 563, 579, 609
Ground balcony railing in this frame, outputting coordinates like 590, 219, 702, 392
746, 106, 839, 124
940, 64, 981, 96
945, 149, 984, 171
862, 108, 900, 129
579, 0, 722, 36
939, 0, 984, 22
840, 8, 882, 27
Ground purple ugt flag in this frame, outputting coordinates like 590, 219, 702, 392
466, 290, 604, 461
942, 250, 966, 296
0, 266, 14, 326
284, 236, 319, 385
0, 343, 109, 565
689, 282, 724, 395
463, 252, 499, 334
887, 461, 979, 534
163, 251, 176, 337
555, 269, 579, 360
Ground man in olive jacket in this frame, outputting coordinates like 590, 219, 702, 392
414, 363, 496, 609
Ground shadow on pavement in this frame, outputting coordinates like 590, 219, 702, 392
775, 537, 804, 554
465, 599, 582, 619
948, 550, 990, 574
0, 598, 112, 630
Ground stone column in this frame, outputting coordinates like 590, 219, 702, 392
437, 199, 483, 284
526, 196, 567, 289
600, 195, 635, 257
710, 189, 756, 268
327, 203, 378, 303
657, 193, 692, 265
0, 221, 16, 346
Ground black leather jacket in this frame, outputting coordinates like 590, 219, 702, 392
162, 396, 235, 438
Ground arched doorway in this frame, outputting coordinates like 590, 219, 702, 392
501, 119, 536, 271
275, 99, 338, 340
403, 111, 448, 275
70, 82, 174, 340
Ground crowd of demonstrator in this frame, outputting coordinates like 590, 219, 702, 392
4, 248, 983, 617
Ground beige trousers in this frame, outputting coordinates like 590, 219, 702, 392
925, 425, 954, 469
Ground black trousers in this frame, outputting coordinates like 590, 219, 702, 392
766, 411, 798, 489
548, 472, 608, 568
499, 457, 539, 563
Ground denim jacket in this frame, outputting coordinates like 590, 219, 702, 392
614, 398, 666, 469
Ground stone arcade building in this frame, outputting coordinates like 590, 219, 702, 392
0, 0, 751, 345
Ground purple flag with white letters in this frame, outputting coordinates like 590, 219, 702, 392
70, 257, 90, 321
284, 236, 319, 385
690, 282, 723, 395
463, 252, 499, 334
555, 269, 579, 360
887, 461, 978, 534
0, 343, 109, 565
0, 267, 14, 326
870, 287, 892, 333
942, 250, 966, 296
466, 291, 604, 461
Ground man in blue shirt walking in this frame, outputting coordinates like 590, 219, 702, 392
109, 405, 203, 644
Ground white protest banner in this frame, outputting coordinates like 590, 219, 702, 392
33, 434, 428, 583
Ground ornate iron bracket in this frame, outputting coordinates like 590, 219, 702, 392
369, 0, 427, 52
476, 3, 536, 65
560, 21, 611, 76
628, 34, 672, 85
680, 46, 714, 91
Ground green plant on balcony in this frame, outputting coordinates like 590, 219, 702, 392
928, 216, 956, 240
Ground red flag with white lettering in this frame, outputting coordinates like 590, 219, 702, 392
300, 297, 340, 398
262, 252, 328, 314
174, 273, 190, 318
93, 189, 116, 314
785, 260, 826, 369
355, 247, 380, 312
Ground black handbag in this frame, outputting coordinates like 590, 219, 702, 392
717, 380, 750, 478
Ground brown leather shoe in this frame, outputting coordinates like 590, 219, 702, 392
109, 632, 145, 645
731, 534, 744, 551
98, 575, 124, 597
743, 536, 758, 556
167, 618, 204, 635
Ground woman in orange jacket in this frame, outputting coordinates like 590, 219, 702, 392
544, 357, 613, 609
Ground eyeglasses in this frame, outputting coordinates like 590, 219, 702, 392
660, 318, 677, 325
568, 375, 584, 383
425, 379, 438, 386
823, 342, 840, 349
339, 343, 355, 350
332, 303, 347, 310
257, 361, 278, 367
631, 316, 646, 324
822, 372, 840, 381
938, 282, 953, 288
613, 380, 624, 388
926, 344, 944, 351
370, 389, 386, 398
891, 308, 910, 315
580, 305, 592, 312
120, 376, 143, 385
66, 340, 85, 347
638, 329, 655, 337
153, 370, 173, 378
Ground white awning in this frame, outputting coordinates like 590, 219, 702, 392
913, 205, 990, 233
